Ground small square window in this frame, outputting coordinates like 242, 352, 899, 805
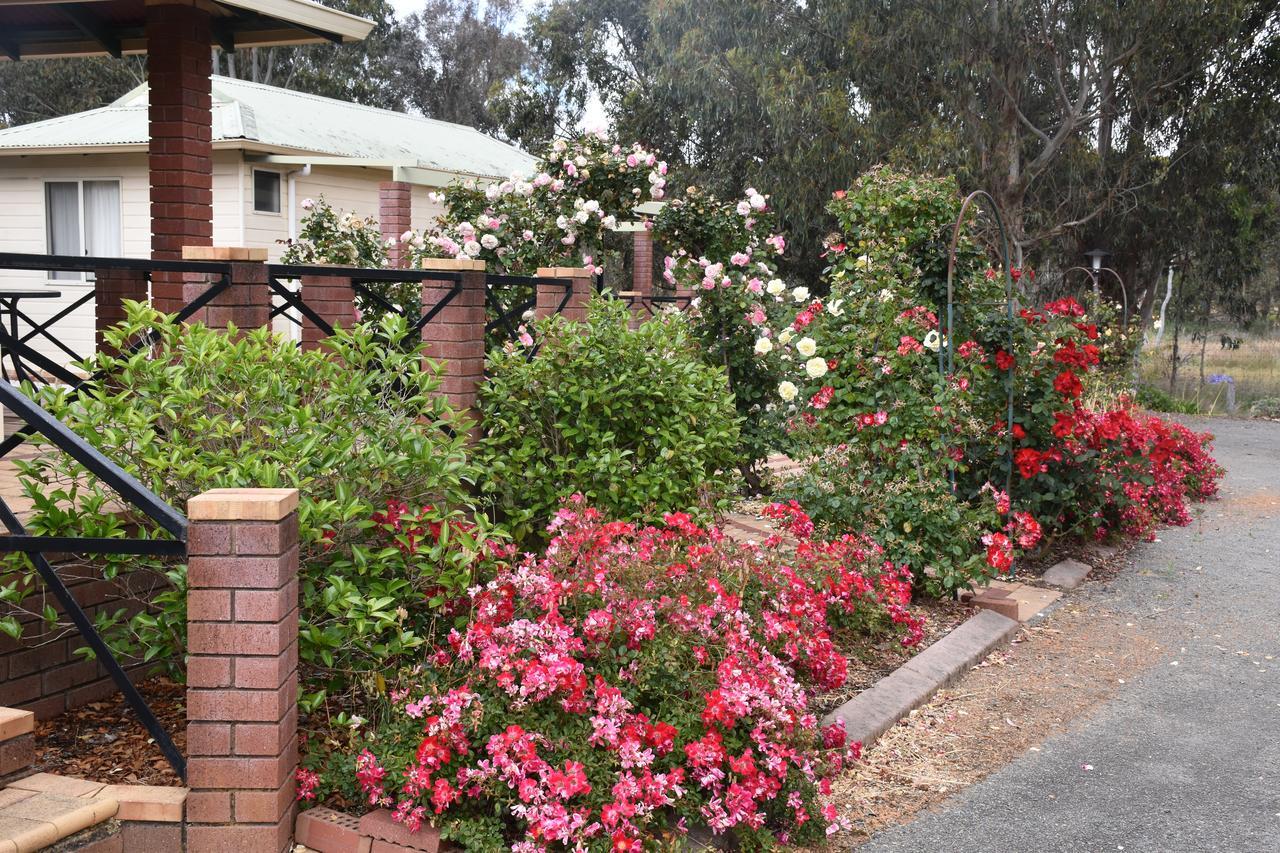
253, 170, 281, 213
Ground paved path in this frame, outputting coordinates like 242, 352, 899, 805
860, 416, 1280, 853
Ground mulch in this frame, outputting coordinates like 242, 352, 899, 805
31, 677, 186, 786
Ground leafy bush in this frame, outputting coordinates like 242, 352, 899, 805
1249, 396, 1280, 419
299, 498, 924, 851
1136, 383, 1200, 414
477, 298, 742, 542
0, 304, 489, 706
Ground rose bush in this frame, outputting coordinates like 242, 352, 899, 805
401, 132, 667, 276
654, 185, 795, 476
299, 498, 925, 851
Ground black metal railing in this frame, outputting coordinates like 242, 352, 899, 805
0, 380, 188, 780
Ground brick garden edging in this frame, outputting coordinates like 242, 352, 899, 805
295, 806, 445, 853
821, 609, 1021, 749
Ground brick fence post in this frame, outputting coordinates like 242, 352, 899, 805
146, 0, 213, 315
181, 248, 272, 330
535, 267, 594, 323
379, 181, 413, 270
626, 230, 656, 329
94, 268, 149, 353
186, 487, 300, 853
419, 259, 486, 418
299, 273, 357, 350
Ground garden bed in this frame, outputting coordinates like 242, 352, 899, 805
31, 677, 184, 787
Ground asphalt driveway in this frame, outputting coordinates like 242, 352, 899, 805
859, 416, 1280, 853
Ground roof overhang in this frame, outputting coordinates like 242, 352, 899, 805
0, 0, 374, 61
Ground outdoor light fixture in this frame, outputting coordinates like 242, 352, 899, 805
1084, 248, 1109, 273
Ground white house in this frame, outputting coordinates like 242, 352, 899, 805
0, 75, 536, 361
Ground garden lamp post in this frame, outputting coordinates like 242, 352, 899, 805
1084, 248, 1109, 296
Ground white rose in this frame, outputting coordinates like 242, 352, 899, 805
749, 193, 767, 210
584, 199, 600, 213
766, 279, 786, 296
463, 240, 482, 257
804, 357, 829, 379
778, 381, 798, 402
796, 337, 817, 358
827, 299, 845, 316
792, 286, 810, 303
778, 328, 794, 345
754, 337, 773, 355
602, 215, 618, 230
574, 210, 590, 224
480, 234, 499, 250
737, 201, 751, 216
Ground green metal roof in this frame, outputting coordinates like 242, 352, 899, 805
0, 75, 536, 181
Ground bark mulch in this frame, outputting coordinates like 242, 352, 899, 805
31, 677, 186, 786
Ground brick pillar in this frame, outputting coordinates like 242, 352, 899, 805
94, 268, 149, 353
632, 229, 655, 298
420, 259, 486, 416
299, 274, 357, 350
535, 267, 593, 322
186, 488, 300, 853
628, 230, 656, 328
181, 248, 271, 330
146, 1, 213, 314
380, 181, 412, 270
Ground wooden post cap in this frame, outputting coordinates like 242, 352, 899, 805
419, 257, 486, 271
187, 488, 299, 521
181, 247, 269, 262
536, 266, 594, 278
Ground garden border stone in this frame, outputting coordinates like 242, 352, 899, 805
821, 609, 1020, 748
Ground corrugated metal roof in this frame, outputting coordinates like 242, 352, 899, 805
0, 76, 536, 180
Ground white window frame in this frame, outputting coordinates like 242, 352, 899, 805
252, 168, 283, 215
43, 177, 123, 283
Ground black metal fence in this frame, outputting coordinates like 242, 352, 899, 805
0, 379, 189, 779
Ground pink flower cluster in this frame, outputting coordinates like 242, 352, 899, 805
331, 498, 926, 850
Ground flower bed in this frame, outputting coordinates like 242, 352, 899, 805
298, 498, 927, 851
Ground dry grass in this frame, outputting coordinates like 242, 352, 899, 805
1140, 331, 1280, 413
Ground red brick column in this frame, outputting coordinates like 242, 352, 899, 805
380, 181, 413, 270
627, 230, 656, 328
181, 248, 272, 330
535, 267, 593, 322
420, 259, 486, 416
632, 229, 655, 298
299, 274, 357, 350
146, 1, 213, 314
94, 268, 149, 352
186, 488, 300, 853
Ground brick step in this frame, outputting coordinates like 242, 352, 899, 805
0, 774, 186, 852
969, 580, 1062, 622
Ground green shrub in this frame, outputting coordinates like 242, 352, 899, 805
1248, 396, 1280, 419
477, 297, 743, 542
1, 304, 488, 707
1136, 383, 1200, 414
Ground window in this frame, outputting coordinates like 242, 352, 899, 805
45, 179, 121, 281
253, 169, 281, 213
